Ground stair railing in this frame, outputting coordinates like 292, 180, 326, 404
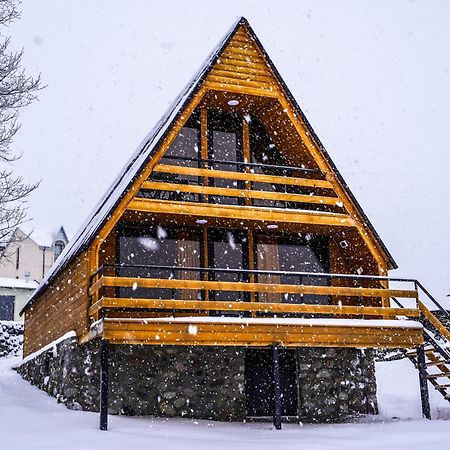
390, 282, 450, 344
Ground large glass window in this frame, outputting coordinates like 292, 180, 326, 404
146, 111, 201, 201
208, 110, 244, 205
117, 226, 201, 300
208, 229, 249, 305
250, 116, 312, 209
255, 233, 330, 305
115, 226, 330, 309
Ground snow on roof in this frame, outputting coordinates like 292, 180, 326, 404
0, 277, 39, 290
19, 225, 68, 248
21, 17, 396, 315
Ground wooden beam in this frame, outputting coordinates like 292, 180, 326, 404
242, 116, 251, 204
204, 81, 278, 98
140, 180, 341, 206
208, 75, 274, 90
126, 199, 355, 227
89, 276, 418, 299
200, 108, 209, 198
211, 68, 272, 84
153, 164, 333, 189
211, 63, 269, 77
419, 301, 450, 342
97, 319, 424, 348
89, 296, 420, 318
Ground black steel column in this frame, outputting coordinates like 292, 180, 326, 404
99, 339, 109, 431
417, 344, 431, 420
273, 344, 282, 430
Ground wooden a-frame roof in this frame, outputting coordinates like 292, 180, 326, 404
21, 17, 396, 314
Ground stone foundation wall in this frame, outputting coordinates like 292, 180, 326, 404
17, 338, 245, 420
297, 347, 377, 422
17, 336, 377, 423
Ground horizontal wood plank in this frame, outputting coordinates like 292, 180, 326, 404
204, 81, 279, 98
207, 75, 273, 90
89, 296, 419, 318
126, 198, 355, 227
89, 276, 418, 299
93, 319, 424, 348
141, 180, 340, 206
210, 68, 272, 83
153, 164, 333, 189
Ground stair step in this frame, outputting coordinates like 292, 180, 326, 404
426, 360, 449, 367
434, 383, 450, 389
427, 371, 450, 379
406, 348, 435, 357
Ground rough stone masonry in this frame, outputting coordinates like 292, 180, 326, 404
16, 335, 377, 422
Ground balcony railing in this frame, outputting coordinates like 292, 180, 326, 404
136, 156, 343, 213
88, 265, 422, 321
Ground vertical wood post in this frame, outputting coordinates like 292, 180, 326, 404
99, 339, 109, 431
273, 344, 282, 430
416, 344, 431, 420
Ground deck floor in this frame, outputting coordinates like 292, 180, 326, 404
82, 316, 424, 348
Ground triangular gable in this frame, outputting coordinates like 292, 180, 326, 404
22, 17, 396, 314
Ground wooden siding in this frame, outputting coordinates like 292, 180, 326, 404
23, 251, 90, 356
206, 28, 277, 96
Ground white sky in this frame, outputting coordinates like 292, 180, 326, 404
7, 0, 450, 302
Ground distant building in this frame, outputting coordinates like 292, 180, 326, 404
0, 225, 68, 321
0, 226, 68, 282
0, 277, 38, 321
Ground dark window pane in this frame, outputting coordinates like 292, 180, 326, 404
0, 295, 14, 320
149, 111, 201, 201
256, 234, 330, 305
117, 227, 201, 300
164, 127, 200, 164
208, 229, 248, 305
208, 110, 243, 205
250, 117, 287, 207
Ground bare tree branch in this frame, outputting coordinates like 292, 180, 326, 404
0, 0, 41, 255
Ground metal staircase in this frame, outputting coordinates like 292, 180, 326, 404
392, 281, 450, 414
406, 329, 450, 403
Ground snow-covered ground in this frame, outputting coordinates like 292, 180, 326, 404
1, 356, 449, 450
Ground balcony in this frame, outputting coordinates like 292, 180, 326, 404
125, 157, 356, 232
84, 265, 426, 349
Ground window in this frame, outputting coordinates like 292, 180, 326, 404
208, 110, 244, 205
149, 110, 201, 202
54, 241, 65, 261
0, 295, 14, 320
207, 228, 249, 304
255, 233, 330, 305
117, 226, 202, 300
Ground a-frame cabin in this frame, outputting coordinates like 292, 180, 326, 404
18, 18, 450, 429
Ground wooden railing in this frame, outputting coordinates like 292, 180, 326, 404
88, 265, 421, 321
138, 159, 344, 213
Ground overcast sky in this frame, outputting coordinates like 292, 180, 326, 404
7, 0, 450, 302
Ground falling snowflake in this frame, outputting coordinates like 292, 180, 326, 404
188, 324, 198, 335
